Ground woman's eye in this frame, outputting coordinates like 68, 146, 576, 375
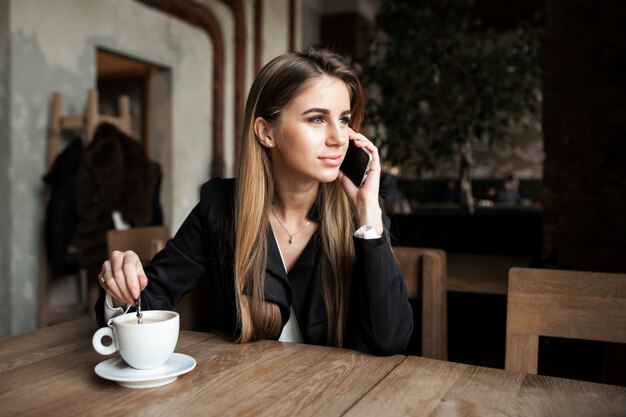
309, 116, 324, 124
339, 116, 351, 125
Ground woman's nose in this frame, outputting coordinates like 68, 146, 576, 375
327, 123, 348, 146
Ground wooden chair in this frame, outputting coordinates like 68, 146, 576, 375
393, 246, 448, 360
106, 225, 199, 330
106, 226, 170, 264
505, 267, 626, 373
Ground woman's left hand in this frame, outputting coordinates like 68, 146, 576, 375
338, 128, 384, 235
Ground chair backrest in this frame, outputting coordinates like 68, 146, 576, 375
106, 226, 170, 264
393, 246, 448, 360
106, 225, 205, 330
505, 267, 626, 373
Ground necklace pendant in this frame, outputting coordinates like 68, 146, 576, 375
289, 236, 294, 244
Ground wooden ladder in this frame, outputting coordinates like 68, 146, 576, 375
39, 90, 131, 327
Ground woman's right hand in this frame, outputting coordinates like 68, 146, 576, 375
98, 250, 148, 307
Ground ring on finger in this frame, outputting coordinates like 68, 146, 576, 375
99, 269, 113, 285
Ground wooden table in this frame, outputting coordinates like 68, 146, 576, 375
1, 319, 625, 416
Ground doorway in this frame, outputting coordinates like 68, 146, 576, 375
96, 48, 173, 228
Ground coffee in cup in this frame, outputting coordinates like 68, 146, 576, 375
92, 310, 179, 370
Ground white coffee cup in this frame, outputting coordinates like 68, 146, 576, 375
92, 310, 179, 370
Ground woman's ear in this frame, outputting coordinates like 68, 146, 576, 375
253, 117, 274, 148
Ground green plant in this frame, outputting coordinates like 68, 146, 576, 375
361, 0, 542, 211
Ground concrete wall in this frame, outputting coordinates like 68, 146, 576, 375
263, 0, 290, 63
0, 0, 12, 336
196, 0, 236, 176
1, 0, 214, 336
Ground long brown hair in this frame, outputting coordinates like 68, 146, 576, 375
234, 48, 364, 346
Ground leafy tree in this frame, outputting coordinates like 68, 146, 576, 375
361, 0, 542, 211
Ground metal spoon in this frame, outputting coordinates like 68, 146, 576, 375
136, 295, 143, 324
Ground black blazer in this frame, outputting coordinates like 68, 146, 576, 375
96, 178, 413, 355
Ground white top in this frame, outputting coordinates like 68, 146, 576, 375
272, 231, 304, 343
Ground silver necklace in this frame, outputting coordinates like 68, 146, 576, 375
271, 207, 311, 245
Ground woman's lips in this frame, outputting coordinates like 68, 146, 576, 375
318, 155, 343, 167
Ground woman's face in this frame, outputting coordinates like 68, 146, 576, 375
268, 75, 351, 185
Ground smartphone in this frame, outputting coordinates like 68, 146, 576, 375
340, 141, 372, 187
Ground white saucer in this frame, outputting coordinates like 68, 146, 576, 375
95, 353, 196, 389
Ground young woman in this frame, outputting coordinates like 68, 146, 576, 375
96, 48, 412, 355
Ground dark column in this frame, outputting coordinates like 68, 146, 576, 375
542, 0, 626, 273
320, 12, 371, 60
